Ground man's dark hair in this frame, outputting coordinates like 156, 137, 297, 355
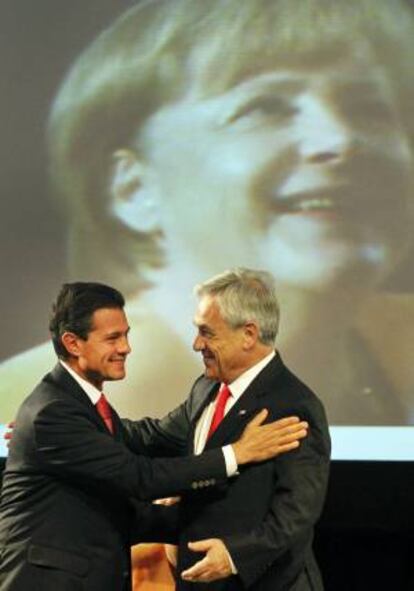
49, 282, 125, 359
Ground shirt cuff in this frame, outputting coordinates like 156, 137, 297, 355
222, 444, 238, 477
225, 547, 238, 574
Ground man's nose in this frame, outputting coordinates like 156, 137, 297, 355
296, 94, 354, 164
193, 334, 203, 352
118, 336, 131, 355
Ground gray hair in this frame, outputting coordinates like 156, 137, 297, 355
195, 268, 280, 346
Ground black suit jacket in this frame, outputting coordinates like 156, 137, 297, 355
124, 354, 331, 591
0, 364, 226, 591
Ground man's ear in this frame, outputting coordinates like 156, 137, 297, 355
61, 332, 82, 358
109, 149, 161, 233
243, 322, 259, 350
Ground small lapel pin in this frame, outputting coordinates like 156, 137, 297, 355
238, 409, 247, 416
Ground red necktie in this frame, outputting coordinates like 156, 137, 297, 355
96, 393, 114, 434
208, 384, 231, 439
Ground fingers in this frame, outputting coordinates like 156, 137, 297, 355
164, 544, 178, 567
254, 419, 309, 460
4, 429, 13, 447
188, 540, 212, 553
268, 421, 309, 448
249, 415, 307, 439
181, 556, 210, 581
277, 441, 301, 453
278, 421, 309, 439
266, 419, 308, 437
4, 422, 14, 447
182, 539, 229, 582
153, 496, 181, 506
271, 416, 300, 427
246, 408, 268, 427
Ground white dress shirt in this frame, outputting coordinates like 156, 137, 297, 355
59, 360, 101, 404
194, 351, 276, 454
193, 351, 276, 573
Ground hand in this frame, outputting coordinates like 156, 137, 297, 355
4, 421, 15, 447
152, 496, 181, 506
232, 411, 308, 465
181, 538, 233, 582
164, 543, 178, 567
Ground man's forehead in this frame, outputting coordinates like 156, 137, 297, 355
194, 295, 219, 323
90, 307, 129, 330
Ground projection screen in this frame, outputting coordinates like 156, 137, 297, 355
1, 0, 413, 460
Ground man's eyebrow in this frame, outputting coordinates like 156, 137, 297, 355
199, 325, 215, 335
104, 327, 130, 337
193, 319, 211, 331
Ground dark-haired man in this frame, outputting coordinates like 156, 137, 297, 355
0, 282, 307, 591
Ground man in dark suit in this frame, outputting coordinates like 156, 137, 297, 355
123, 268, 331, 590
0, 282, 308, 591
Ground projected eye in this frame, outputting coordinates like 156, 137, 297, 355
228, 95, 296, 127
343, 98, 398, 132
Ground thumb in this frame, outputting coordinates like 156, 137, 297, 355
188, 539, 214, 553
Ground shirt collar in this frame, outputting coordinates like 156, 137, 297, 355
227, 350, 275, 402
59, 360, 102, 405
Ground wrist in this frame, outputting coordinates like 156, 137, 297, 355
231, 442, 246, 465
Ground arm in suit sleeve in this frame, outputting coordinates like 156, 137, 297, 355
121, 378, 207, 456
32, 398, 226, 502
222, 401, 330, 588
121, 403, 190, 457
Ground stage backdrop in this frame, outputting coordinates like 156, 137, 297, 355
1, 0, 414, 460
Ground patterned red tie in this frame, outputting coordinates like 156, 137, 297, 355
208, 384, 232, 439
96, 393, 114, 434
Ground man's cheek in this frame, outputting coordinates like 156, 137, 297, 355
210, 349, 220, 364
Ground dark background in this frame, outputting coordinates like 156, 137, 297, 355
314, 461, 414, 590
0, 0, 136, 359
1, 458, 414, 590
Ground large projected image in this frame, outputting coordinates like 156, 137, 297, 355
1, 0, 413, 459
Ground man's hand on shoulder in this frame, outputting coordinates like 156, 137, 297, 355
3, 421, 15, 447
232, 411, 308, 465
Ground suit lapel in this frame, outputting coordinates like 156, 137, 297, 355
186, 378, 220, 453
48, 364, 118, 438
110, 412, 124, 441
205, 353, 286, 448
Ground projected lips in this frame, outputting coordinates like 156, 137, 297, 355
276, 191, 343, 214
276, 185, 405, 224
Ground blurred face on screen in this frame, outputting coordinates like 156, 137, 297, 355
136, 53, 413, 292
